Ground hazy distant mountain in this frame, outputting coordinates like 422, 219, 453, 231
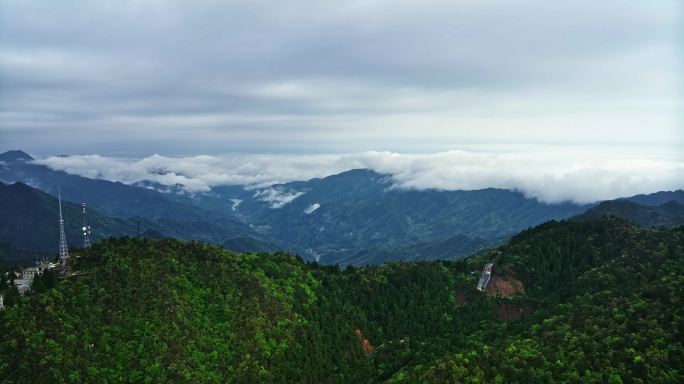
336, 233, 492, 266
1, 151, 594, 265
0, 181, 280, 264
132, 180, 252, 219
627, 190, 684, 206
0, 150, 34, 162
0, 150, 229, 222
576, 198, 684, 228
4, 150, 681, 266
226, 169, 591, 263
0, 181, 133, 262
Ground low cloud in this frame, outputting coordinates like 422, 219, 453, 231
253, 187, 305, 208
32, 148, 684, 204
304, 203, 321, 214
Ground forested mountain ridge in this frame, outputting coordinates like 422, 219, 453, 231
575, 199, 684, 228
1, 217, 682, 383
627, 190, 684, 206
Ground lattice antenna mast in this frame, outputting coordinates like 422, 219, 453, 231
82, 202, 92, 250
58, 188, 69, 266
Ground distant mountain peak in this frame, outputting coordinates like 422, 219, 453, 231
628, 190, 684, 206
337, 168, 383, 176
576, 198, 684, 228
0, 150, 34, 162
320, 168, 390, 184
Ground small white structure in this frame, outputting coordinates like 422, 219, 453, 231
477, 263, 494, 291
8, 261, 56, 297
0, 293, 4, 310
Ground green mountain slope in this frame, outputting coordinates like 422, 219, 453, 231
1, 217, 682, 383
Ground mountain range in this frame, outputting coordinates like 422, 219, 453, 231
0, 181, 279, 263
1, 149, 683, 382
576, 198, 684, 228
220, 169, 592, 264
1, 150, 683, 265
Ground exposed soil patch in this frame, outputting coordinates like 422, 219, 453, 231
486, 276, 525, 298
355, 328, 375, 355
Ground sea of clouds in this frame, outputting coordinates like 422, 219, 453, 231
32, 149, 684, 204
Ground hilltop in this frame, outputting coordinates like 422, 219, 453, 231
1, 217, 682, 383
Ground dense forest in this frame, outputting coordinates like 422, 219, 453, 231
1, 217, 682, 383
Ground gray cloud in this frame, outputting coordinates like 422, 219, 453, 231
0, 0, 682, 155
32, 149, 684, 204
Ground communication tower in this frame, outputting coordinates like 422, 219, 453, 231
82, 202, 92, 250
58, 188, 69, 266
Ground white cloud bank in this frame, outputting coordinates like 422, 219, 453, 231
32, 148, 684, 204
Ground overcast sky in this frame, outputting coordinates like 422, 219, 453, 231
1, 1, 682, 201
1, 0, 681, 155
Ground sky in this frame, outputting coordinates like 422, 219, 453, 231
1, 0, 683, 202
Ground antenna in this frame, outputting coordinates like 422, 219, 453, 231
82, 202, 91, 251
58, 188, 69, 266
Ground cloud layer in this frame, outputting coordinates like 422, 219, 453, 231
33, 149, 684, 204
4, 1, 681, 203
1, 0, 682, 155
